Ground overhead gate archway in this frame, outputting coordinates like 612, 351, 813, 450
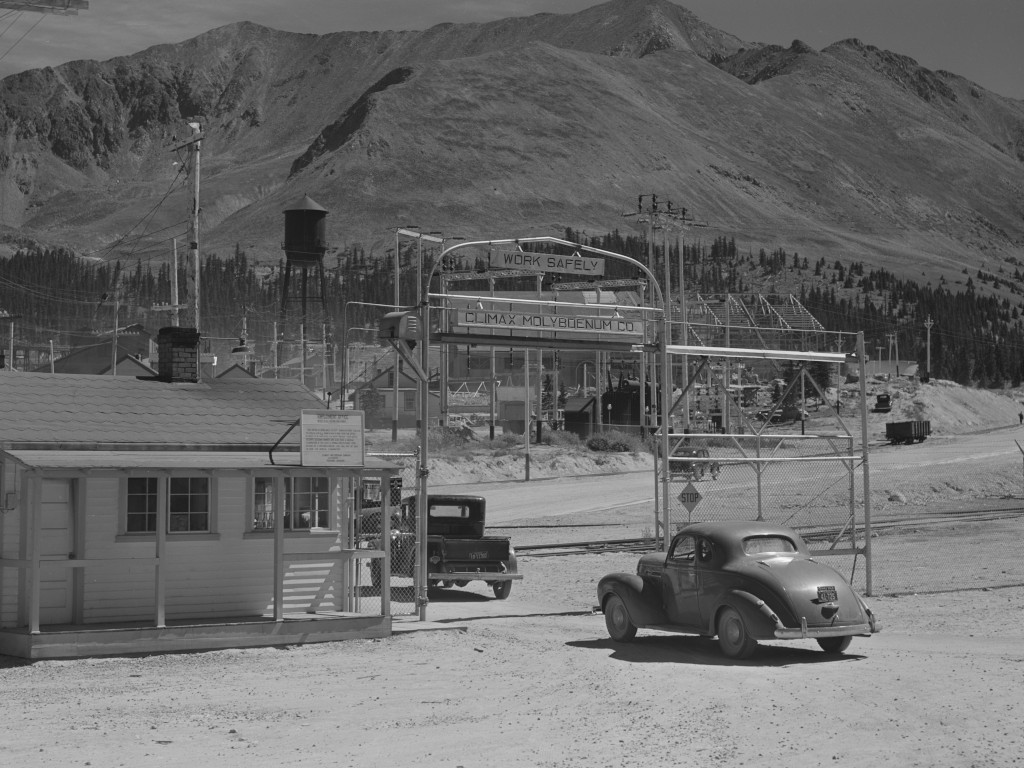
384, 237, 875, 620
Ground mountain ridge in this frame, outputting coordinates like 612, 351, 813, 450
0, 0, 1020, 292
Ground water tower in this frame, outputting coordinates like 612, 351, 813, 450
279, 195, 331, 388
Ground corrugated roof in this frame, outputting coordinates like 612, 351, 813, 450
0, 372, 326, 449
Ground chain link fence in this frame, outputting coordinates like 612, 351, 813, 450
658, 361, 1024, 596
356, 452, 420, 615
658, 428, 869, 591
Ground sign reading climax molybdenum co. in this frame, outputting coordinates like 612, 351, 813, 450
456, 309, 642, 337
488, 249, 605, 276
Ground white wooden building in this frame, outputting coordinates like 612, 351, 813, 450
0, 327, 399, 659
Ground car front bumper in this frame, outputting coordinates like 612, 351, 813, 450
428, 571, 523, 582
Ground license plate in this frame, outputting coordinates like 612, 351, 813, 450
817, 586, 838, 603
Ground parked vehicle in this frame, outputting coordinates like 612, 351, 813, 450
885, 420, 931, 445
598, 521, 880, 659
668, 447, 720, 481
360, 494, 521, 599
755, 406, 807, 423
873, 393, 893, 413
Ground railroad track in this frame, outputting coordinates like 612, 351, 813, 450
514, 506, 1024, 557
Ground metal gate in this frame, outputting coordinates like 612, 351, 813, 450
657, 344, 873, 593
358, 451, 420, 615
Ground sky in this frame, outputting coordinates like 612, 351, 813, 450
0, 0, 1021, 99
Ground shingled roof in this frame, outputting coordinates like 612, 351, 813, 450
0, 372, 325, 449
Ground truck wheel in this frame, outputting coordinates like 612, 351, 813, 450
717, 607, 757, 659
492, 581, 512, 600
603, 594, 637, 642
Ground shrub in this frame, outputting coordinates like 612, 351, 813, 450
544, 429, 583, 450
586, 429, 645, 453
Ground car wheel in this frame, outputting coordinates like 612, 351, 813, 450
717, 607, 757, 659
817, 636, 853, 654
603, 594, 637, 642
492, 580, 512, 600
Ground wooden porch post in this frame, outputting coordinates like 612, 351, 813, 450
273, 475, 285, 621
27, 473, 41, 634
154, 472, 167, 628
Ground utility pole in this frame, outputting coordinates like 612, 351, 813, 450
172, 123, 204, 330
0, 312, 19, 371
624, 193, 702, 433
924, 316, 934, 381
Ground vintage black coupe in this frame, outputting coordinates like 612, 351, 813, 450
598, 521, 879, 659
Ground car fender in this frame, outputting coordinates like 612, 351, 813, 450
712, 589, 785, 640
597, 573, 669, 627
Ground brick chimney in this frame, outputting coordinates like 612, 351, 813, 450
157, 327, 201, 382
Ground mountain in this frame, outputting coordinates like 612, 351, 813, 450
0, 0, 1022, 289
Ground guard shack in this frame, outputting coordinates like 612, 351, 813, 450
0, 333, 401, 659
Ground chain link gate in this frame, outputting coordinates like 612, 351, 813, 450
356, 451, 420, 615
657, 347, 872, 593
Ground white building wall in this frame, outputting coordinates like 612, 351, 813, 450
81, 474, 347, 624
0, 461, 22, 627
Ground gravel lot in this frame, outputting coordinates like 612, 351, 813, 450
2, 544, 1022, 768
4, 380, 1024, 767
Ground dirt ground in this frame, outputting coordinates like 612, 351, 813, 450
2, 554, 1022, 768
3, 377, 1024, 767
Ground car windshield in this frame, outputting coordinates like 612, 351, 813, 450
743, 536, 797, 555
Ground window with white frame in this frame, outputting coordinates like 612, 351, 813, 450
125, 476, 211, 534
252, 476, 330, 531
169, 477, 210, 532
126, 477, 158, 533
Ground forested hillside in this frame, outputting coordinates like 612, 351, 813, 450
1, 231, 1022, 386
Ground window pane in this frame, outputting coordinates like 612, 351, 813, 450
253, 477, 274, 530
168, 477, 210, 532
126, 477, 158, 533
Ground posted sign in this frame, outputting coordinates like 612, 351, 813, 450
456, 309, 642, 337
488, 249, 605, 276
677, 482, 703, 514
300, 409, 365, 466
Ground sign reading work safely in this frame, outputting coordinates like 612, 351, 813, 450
456, 309, 642, 336
677, 482, 703, 513
300, 409, 365, 466
488, 249, 605, 276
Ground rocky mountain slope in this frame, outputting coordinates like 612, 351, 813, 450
0, 0, 1022, 285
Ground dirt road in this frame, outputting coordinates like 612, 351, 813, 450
2, 550, 1022, 768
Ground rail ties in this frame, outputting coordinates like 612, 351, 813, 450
517, 538, 656, 557
516, 507, 1024, 557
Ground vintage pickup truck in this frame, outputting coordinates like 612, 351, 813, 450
360, 493, 521, 599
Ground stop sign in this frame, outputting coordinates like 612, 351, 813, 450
677, 482, 702, 514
